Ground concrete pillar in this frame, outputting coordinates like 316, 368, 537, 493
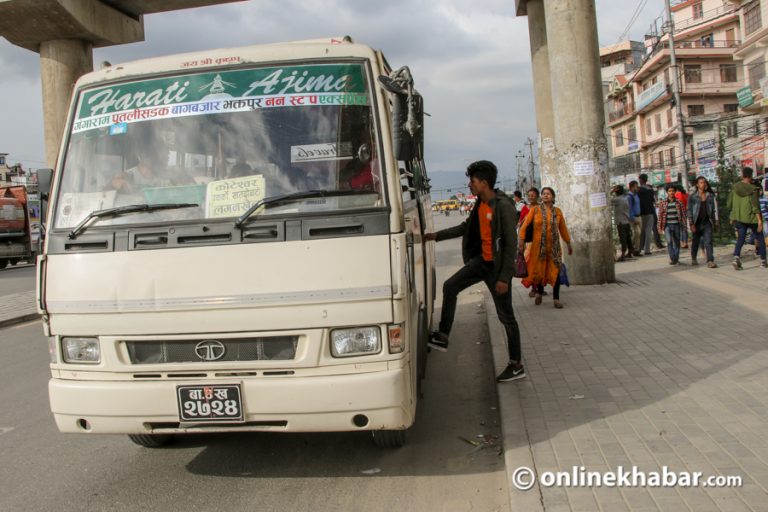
542, 0, 614, 284
526, 0, 556, 190
40, 40, 93, 167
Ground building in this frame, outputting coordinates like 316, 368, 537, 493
733, 0, 768, 175
0, 153, 10, 183
608, 0, 745, 186
601, 41, 645, 180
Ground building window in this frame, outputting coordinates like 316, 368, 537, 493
664, 68, 670, 86
692, 2, 704, 20
667, 109, 673, 127
725, 28, 736, 47
668, 148, 675, 167
628, 124, 637, 147
684, 65, 702, 83
748, 60, 766, 89
688, 104, 705, 116
724, 103, 739, 113
615, 129, 624, 147
655, 152, 664, 168
754, 119, 763, 135
745, 2, 762, 36
654, 114, 662, 132
720, 64, 738, 82
726, 121, 738, 138
645, 118, 652, 136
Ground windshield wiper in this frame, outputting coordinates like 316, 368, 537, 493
68, 203, 199, 239
234, 189, 375, 229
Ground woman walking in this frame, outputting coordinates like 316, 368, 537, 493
519, 187, 573, 308
521, 188, 541, 298
687, 176, 718, 268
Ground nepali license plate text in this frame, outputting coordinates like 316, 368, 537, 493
177, 384, 243, 423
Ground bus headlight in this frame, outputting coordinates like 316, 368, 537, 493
62, 337, 101, 363
330, 327, 381, 357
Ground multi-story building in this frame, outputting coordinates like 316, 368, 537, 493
733, 0, 768, 174
608, 0, 744, 186
602, 41, 645, 180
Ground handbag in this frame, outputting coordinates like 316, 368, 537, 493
514, 252, 528, 278
558, 263, 570, 287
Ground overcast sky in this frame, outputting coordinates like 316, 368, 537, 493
0, 0, 665, 178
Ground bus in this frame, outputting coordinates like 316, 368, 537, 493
38, 37, 436, 448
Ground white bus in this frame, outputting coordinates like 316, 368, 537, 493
38, 37, 435, 448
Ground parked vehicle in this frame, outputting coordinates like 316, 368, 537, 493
0, 185, 41, 269
39, 37, 435, 448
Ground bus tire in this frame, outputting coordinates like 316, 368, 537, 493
128, 434, 173, 448
372, 429, 407, 449
0, 259, 7, 270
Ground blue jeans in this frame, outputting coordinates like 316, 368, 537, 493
691, 222, 713, 262
665, 224, 681, 262
734, 222, 766, 259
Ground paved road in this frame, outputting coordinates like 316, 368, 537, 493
0, 264, 35, 295
0, 215, 508, 512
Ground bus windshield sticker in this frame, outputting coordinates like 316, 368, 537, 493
206, 175, 266, 219
73, 64, 369, 134
290, 142, 354, 163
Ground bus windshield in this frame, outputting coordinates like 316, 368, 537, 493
53, 62, 384, 229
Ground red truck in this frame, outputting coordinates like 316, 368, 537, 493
0, 185, 40, 269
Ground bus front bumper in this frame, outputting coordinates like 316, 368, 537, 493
49, 365, 413, 435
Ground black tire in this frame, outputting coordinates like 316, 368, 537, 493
128, 434, 173, 448
372, 429, 407, 449
0, 259, 7, 269
9, 259, 18, 266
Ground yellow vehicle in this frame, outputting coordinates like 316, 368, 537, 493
432, 199, 459, 212
38, 37, 436, 449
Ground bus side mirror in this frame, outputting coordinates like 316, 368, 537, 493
37, 168, 53, 201
390, 93, 424, 162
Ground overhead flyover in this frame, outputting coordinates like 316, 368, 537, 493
515, 0, 614, 285
0, 0, 244, 167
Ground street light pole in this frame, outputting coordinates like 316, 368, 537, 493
665, 0, 690, 184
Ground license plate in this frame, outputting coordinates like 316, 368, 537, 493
177, 384, 243, 423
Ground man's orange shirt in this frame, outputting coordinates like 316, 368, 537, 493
478, 201, 493, 262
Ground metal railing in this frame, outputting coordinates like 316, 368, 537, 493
659, 39, 741, 50
608, 106, 635, 123
674, 4, 738, 33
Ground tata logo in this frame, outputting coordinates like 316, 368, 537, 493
195, 340, 226, 361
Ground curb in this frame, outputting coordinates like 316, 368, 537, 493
485, 291, 545, 512
0, 313, 41, 330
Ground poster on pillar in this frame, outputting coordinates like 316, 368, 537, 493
573, 160, 595, 177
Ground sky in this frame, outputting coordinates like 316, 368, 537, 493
0, 0, 666, 183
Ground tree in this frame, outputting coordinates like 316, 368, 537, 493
714, 125, 739, 243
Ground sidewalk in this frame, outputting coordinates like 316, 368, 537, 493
0, 290, 39, 329
488, 246, 768, 511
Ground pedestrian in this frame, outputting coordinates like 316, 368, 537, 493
687, 176, 718, 268
518, 186, 573, 309
424, 160, 525, 382
522, 187, 544, 298
637, 173, 656, 255
653, 185, 665, 250
627, 180, 642, 257
611, 185, 634, 261
657, 183, 686, 265
727, 167, 766, 269
760, 186, 768, 248
675, 184, 690, 249
513, 190, 527, 215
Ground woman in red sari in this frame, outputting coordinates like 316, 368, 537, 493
519, 187, 573, 308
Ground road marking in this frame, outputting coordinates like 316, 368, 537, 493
0, 427, 14, 435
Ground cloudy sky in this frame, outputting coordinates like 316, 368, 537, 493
0, 0, 664, 180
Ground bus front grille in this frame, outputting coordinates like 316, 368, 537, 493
125, 336, 299, 364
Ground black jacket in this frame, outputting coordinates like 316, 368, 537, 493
435, 190, 518, 282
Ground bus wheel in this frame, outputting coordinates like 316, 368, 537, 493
128, 434, 173, 448
372, 429, 407, 449
0, 259, 7, 270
